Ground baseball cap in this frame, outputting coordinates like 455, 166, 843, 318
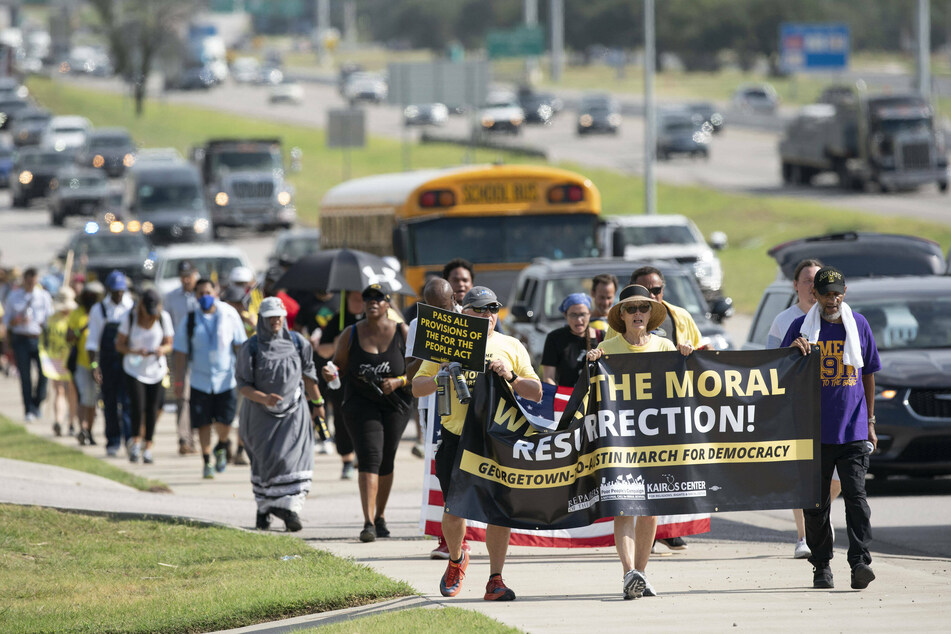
177, 260, 197, 275
220, 285, 246, 303
140, 288, 161, 316
813, 266, 846, 294
259, 296, 287, 318
361, 283, 390, 302
105, 270, 127, 291
229, 266, 254, 284
462, 286, 500, 309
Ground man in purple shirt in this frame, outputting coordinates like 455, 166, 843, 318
783, 266, 880, 591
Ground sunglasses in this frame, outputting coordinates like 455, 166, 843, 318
364, 294, 388, 303
623, 303, 652, 315
470, 304, 501, 315
646, 286, 663, 296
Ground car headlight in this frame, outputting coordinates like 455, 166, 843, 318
123, 153, 135, 167
193, 218, 209, 233
875, 386, 899, 400
277, 191, 292, 206
92, 154, 104, 168
481, 117, 495, 127
215, 192, 229, 206
579, 114, 593, 127
142, 221, 154, 235
608, 114, 622, 126
19, 170, 32, 184
511, 116, 523, 126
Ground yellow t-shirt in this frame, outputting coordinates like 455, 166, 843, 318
66, 307, 91, 369
417, 332, 538, 436
40, 312, 72, 380
597, 333, 675, 355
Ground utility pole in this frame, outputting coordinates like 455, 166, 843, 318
343, 0, 357, 49
316, 0, 331, 67
524, 0, 538, 84
916, 0, 931, 100
644, 0, 656, 215
550, 0, 564, 82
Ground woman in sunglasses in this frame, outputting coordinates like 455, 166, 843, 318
585, 284, 693, 601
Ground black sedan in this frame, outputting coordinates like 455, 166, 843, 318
9, 146, 78, 208
75, 128, 136, 177
60, 223, 153, 287
47, 166, 110, 226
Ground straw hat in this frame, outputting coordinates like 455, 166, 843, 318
54, 287, 78, 312
607, 284, 667, 334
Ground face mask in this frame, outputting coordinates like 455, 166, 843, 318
198, 295, 215, 312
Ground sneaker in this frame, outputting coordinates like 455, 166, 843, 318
341, 461, 355, 480
439, 550, 469, 597
654, 537, 687, 551
202, 464, 215, 479
360, 521, 376, 542
87, 433, 97, 446
374, 517, 390, 538
214, 447, 228, 473
231, 451, 249, 466
77, 429, 87, 446
851, 563, 875, 590
283, 511, 303, 532
178, 443, 197, 456
129, 442, 141, 463
142, 449, 154, 464
106, 445, 119, 458
256, 512, 271, 530
411, 442, 425, 458
484, 574, 516, 601
53, 422, 62, 436
316, 440, 330, 455
813, 565, 834, 589
643, 578, 658, 597
25, 412, 36, 422
68, 424, 76, 436
623, 569, 647, 600
794, 537, 811, 559
431, 537, 471, 560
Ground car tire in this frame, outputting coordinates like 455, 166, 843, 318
51, 209, 64, 226
939, 180, 948, 193
13, 194, 27, 208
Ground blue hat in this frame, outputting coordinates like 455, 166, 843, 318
559, 293, 591, 313
105, 270, 127, 291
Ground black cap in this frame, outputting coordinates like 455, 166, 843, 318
178, 261, 196, 275
361, 283, 390, 302
140, 288, 161, 316
220, 285, 246, 304
813, 266, 846, 294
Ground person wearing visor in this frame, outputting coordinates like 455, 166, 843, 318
323, 284, 412, 543
172, 279, 248, 479
541, 293, 603, 389
116, 288, 174, 464
238, 296, 324, 532
587, 284, 693, 600
413, 285, 541, 603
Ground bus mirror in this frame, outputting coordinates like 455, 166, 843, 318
392, 225, 409, 261
509, 304, 533, 323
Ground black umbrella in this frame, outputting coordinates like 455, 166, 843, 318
274, 248, 414, 297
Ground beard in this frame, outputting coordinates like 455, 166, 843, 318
820, 308, 842, 322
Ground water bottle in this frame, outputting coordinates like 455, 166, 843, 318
326, 361, 341, 390
448, 362, 470, 404
436, 368, 452, 416
865, 440, 875, 455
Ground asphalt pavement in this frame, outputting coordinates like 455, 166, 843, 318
1, 371, 948, 632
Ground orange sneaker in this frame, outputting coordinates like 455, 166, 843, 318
439, 550, 469, 597
484, 574, 516, 601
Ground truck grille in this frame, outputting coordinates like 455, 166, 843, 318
907, 389, 951, 418
233, 181, 274, 199
896, 436, 951, 462
899, 142, 931, 170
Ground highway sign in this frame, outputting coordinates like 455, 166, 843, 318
486, 26, 544, 59
780, 23, 850, 72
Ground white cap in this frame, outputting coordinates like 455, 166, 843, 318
259, 296, 287, 318
229, 266, 255, 284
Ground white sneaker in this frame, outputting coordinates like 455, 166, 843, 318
25, 412, 37, 422
623, 569, 647, 600
643, 577, 658, 597
794, 537, 811, 559
316, 440, 330, 455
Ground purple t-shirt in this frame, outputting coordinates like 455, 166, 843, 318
782, 312, 881, 445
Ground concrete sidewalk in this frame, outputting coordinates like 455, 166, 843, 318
1, 375, 948, 632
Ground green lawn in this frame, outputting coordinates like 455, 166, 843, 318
26, 77, 951, 312
314, 606, 524, 633
0, 504, 414, 633
0, 416, 167, 493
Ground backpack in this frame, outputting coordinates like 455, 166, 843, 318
247, 331, 305, 374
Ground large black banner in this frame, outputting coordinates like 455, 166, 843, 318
445, 349, 821, 530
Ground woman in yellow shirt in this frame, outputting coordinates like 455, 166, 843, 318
586, 284, 693, 600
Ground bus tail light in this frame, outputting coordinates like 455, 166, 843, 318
419, 189, 456, 208
547, 184, 584, 203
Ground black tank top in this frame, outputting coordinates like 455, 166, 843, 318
344, 323, 411, 409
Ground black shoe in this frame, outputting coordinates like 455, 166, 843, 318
851, 563, 875, 590
77, 429, 87, 446
270, 508, 302, 532
359, 522, 376, 542
68, 424, 76, 436
53, 422, 62, 437
654, 537, 687, 552
374, 516, 390, 538
256, 512, 271, 530
813, 565, 834, 589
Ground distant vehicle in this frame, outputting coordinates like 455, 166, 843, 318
343, 72, 388, 104
732, 83, 779, 115
0, 142, 12, 187
0, 77, 27, 99
75, 128, 136, 177
577, 93, 621, 135
9, 147, 77, 207
231, 56, 262, 84
9, 107, 51, 147
191, 138, 296, 235
47, 166, 110, 226
599, 214, 727, 302
504, 257, 734, 363
268, 81, 304, 105
60, 223, 153, 287
134, 147, 184, 164
268, 227, 321, 269
656, 111, 710, 160
42, 115, 92, 151
124, 161, 212, 244
478, 93, 525, 135
779, 89, 948, 193
518, 91, 560, 125
174, 65, 217, 91
403, 103, 449, 127
686, 101, 724, 134
147, 243, 253, 296
0, 97, 29, 130
65, 45, 113, 76
161, 22, 226, 90
337, 62, 364, 95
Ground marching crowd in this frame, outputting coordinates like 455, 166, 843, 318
1, 253, 878, 600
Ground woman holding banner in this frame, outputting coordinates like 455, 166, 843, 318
587, 284, 693, 600
323, 283, 412, 543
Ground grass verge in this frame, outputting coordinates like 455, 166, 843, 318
314, 606, 524, 634
25, 77, 951, 312
0, 504, 415, 633
0, 416, 167, 493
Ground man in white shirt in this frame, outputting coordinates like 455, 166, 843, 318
3, 268, 53, 421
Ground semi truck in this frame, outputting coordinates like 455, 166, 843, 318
779, 87, 948, 193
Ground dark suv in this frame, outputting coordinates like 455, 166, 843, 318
504, 257, 734, 363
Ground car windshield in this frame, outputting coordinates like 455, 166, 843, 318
407, 215, 600, 266
75, 233, 150, 258
210, 150, 281, 173
616, 224, 696, 246
19, 114, 49, 124
665, 121, 697, 134
53, 127, 86, 135
21, 152, 75, 168
159, 256, 244, 282
138, 183, 203, 212
89, 136, 132, 149
851, 297, 951, 350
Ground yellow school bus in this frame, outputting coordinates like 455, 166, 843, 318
319, 164, 602, 303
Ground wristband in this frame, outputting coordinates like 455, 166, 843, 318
868, 416, 876, 425
397, 375, 407, 387
90, 362, 99, 369
310, 398, 325, 407
506, 372, 518, 384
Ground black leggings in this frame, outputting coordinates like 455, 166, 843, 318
341, 398, 410, 476
326, 388, 355, 456
125, 374, 162, 442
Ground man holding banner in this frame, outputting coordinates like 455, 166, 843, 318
413, 286, 541, 602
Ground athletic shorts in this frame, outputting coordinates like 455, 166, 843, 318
189, 387, 237, 429
73, 366, 98, 408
